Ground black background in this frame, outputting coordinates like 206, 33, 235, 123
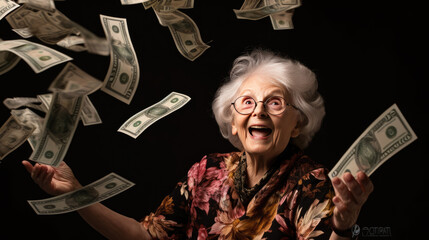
0, 0, 428, 239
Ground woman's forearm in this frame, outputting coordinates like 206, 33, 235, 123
77, 202, 151, 240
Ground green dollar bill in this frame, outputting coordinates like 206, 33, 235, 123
100, 14, 140, 104
28, 173, 135, 215
154, 9, 209, 61
0, 50, 21, 75
269, 10, 294, 30
234, 0, 300, 20
0, 115, 35, 160
0, 39, 72, 73
329, 103, 417, 179
0, 0, 19, 21
29, 92, 84, 166
48, 62, 102, 95
11, 108, 44, 150
118, 92, 190, 138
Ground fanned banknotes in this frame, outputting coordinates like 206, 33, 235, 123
28, 172, 135, 215
329, 103, 417, 179
118, 92, 190, 138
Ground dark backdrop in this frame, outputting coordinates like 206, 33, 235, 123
0, 1, 427, 239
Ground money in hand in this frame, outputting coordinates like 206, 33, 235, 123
118, 92, 190, 138
329, 103, 417, 179
28, 173, 135, 215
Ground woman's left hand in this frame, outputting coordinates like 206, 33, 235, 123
331, 171, 374, 231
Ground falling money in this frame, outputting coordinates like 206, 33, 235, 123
100, 14, 140, 104
28, 172, 135, 215
0, 39, 72, 73
118, 92, 190, 138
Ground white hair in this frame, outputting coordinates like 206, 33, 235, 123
212, 49, 325, 150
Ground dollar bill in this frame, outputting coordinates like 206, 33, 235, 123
0, 50, 21, 75
12, 27, 34, 38
48, 62, 102, 95
0, 38, 21, 75
11, 108, 44, 150
28, 172, 135, 215
269, 10, 294, 30
121, 0, 144, 4
118, 92, 190, 138
265, 0, 295, 30
37, 93, 102, 126
100, 14, 140, 104
17, 0, 56, 12
56, 35, 87, 52
29, 91, 85, 166
0, 115, 35, 161
0, 0, 20, 21
329, 103, 417, 179
0, 39, 72, 73
6, 5, 76, 45
3, 97, 44, 112
6, 5, 109, 56
153, 8, 209, 61
234, 0, 301, 21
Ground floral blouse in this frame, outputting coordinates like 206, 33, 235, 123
141, 145, 335, 239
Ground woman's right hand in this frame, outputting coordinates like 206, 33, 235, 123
22, 160, 82, 196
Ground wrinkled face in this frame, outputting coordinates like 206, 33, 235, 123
231, 73, 301, 160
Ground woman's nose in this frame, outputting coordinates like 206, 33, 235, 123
252, 101, 268, 117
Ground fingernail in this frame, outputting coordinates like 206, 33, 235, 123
332, 177, 340, 185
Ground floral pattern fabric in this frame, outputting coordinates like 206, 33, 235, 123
141, 146, 335, 239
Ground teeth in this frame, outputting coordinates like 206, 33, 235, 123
251, 126, 266, 129
248, 126, 272, 137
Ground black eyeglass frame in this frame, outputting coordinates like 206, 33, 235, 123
231, 95, 299, 115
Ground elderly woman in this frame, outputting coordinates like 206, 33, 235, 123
22, 49, 373, 239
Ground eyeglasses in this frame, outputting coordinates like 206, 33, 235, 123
231, 96, 299, 115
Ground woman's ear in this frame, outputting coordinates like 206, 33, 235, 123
231, 119, 238, 136
291, 119, 301, 138
291, 125, 300, 138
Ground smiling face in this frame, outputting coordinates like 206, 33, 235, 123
231, 73, 301, 162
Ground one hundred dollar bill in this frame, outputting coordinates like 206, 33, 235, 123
329, 103, 417, 179
28, 172, 135, 215
100, 14, 140, 104
0, 0, 20, 21
0, 115, 35, 160
29, 92, 85, 166
118, 92, 190, 138
0, 39, 72, 73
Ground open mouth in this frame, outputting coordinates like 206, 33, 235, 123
248, 126, 272, 137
